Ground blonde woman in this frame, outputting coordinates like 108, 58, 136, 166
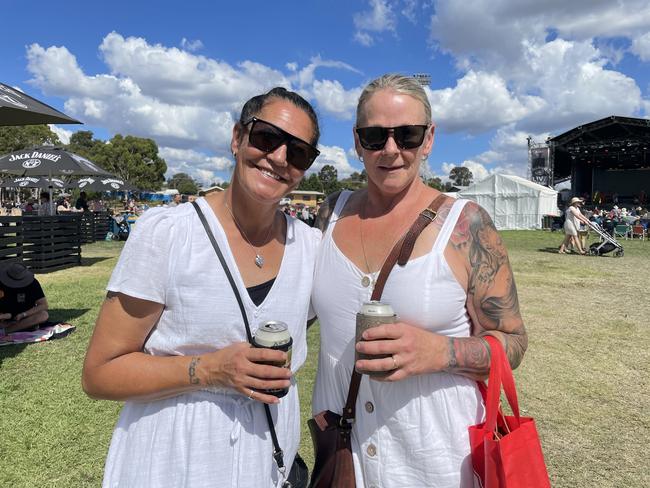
311, 74, 527, 487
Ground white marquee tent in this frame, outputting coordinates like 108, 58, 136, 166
458, 174, 559, 230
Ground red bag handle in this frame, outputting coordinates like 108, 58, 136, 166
482, 336, 521, 433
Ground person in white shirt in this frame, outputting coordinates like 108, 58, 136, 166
311, 74, 527, 487
82, 87, 322, 487
559, 197, 591, 254
37, 192, 55, 216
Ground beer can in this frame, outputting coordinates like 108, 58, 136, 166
355, 301, 396, 373
252, 320, 292, 398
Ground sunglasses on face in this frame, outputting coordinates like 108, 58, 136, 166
244, 117, 320, 171
355, 125, 430, 151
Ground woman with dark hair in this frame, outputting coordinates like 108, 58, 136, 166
311, 74, 527, 487
82, 87, 321, 487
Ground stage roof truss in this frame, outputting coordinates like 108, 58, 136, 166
549, 116, 650, 182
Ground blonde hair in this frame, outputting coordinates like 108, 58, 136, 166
356, 73, 432, 127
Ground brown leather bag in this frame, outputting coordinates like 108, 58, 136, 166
308, 194, 446, 488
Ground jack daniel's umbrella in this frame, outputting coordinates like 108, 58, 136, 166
74, 176, 137, 192
0, 147, 111, 176
0, 175, 69, 189
0, 82, 81, 126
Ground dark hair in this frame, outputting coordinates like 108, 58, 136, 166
238, 87, 320, 145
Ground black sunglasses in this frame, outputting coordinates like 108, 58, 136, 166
355, 125, 429, 151
244, 117, 320, 171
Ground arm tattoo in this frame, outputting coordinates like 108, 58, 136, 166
460, 205, 528, 370
188, 357, 201, 385
446, 337, 491, 374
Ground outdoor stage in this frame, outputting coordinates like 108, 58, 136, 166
530, 116, 650, 205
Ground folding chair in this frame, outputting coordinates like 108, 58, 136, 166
631, 225, 646, 241
613, 224, 631, 240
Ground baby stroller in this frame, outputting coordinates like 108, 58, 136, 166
110, 214, 131, 241
586, 221, 624, 257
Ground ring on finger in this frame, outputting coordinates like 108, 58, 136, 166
248, 389, 255, 400
391, 355, 399, 370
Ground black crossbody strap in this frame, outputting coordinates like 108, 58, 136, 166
191, 201, 289, 482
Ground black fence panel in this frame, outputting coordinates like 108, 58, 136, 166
22, 215, 81, 273
93, 212, 111, 241
0, 216, 24, 263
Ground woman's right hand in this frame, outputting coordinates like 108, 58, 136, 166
200, 342, 292, 405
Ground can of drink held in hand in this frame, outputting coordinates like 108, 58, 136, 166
252, 320, 292, 398
355, 301, 396, 374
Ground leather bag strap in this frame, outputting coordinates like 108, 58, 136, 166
340, 193, 448, 425
191, 201, 289, 482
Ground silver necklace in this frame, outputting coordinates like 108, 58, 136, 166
224, 201, 274, 268
359, 198, 414, 288
359, 210, 375, 288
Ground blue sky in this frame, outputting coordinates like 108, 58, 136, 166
2, 0, 650, 186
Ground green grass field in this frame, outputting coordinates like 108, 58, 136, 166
1, 232, 648, 487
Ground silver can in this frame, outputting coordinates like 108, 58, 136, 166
252, 320, 292, 398
355, 301, 396, 373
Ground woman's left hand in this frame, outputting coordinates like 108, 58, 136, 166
354, 322, 448, 381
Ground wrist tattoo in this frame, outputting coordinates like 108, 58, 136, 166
448, 338, 458, 369
188, 357, 201, 385
446, 337, 491, 374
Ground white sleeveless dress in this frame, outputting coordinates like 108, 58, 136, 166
311, 192, 484, 488
102, 198, 321, 487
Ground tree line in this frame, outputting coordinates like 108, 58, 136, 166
0, 126, 475, 194
0, 125, 167, 191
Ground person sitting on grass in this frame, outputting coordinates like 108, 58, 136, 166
0, 262, 49, 336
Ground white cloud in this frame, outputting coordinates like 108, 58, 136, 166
441, 126, 551, 182
428, 71, 545, 134
49, 124, 73, 145
442, 160, 490, 182
354, 31, 374, 47
196, 169, 227, 186
160, 147, 233, 185
311, 80, 362, 120
426, 1, 649, 135
353, 0, 397, 46
430, 0, 650, 67
180, 38, 203, 52
99, 33, 289, 111
294, 55, 361, 90
309, 144, 356, 178
631, 32, 650, 62
401, 0, 420, 23
24, 34, 364, 184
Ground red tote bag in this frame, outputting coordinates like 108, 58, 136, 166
469, 336, 551, 488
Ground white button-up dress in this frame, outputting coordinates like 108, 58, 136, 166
103, 198, 320, 487
311, 192, 484, 488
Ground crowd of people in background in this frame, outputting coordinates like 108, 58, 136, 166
281, 203, 318, 226
0, 191, 108, 216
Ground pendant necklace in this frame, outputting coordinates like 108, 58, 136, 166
359, 196, 415, 288
359, 199, 382, 289
224, 201, 274, 268
359, 215, 374, 288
